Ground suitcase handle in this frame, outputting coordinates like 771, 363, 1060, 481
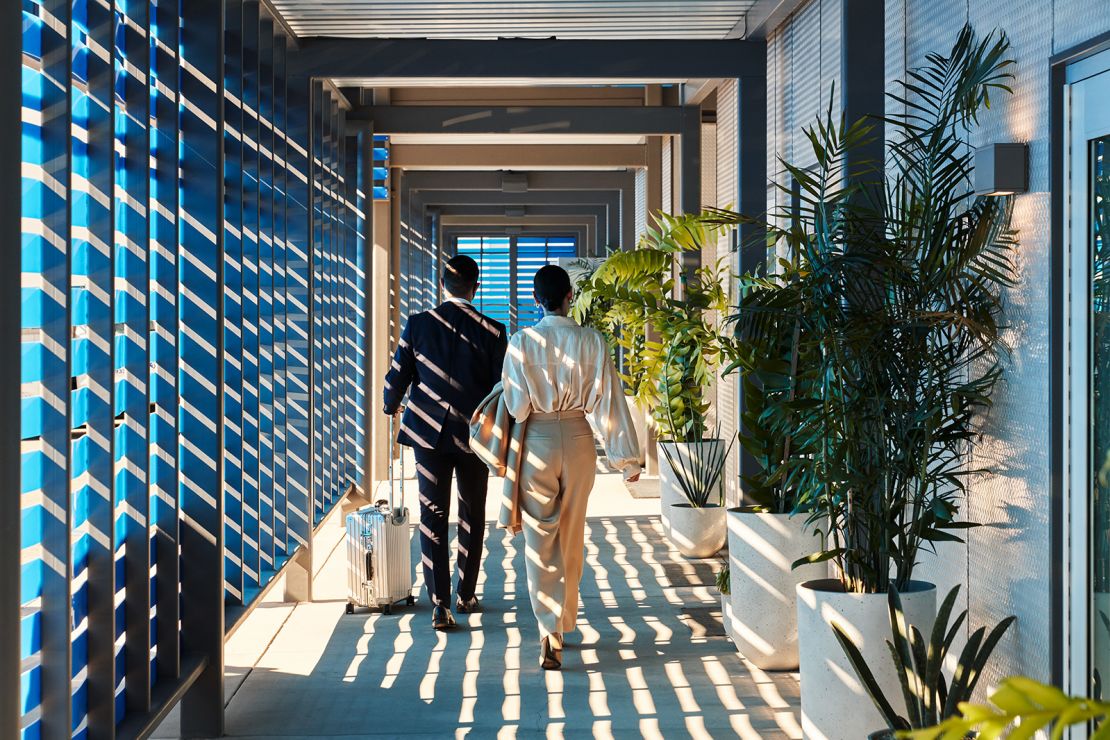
388, 415, 406, 515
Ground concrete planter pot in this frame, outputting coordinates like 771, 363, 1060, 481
1097, 592, 1110, 692
667, 503, 726, 558
722, 593, 739, 643
658, 439, 725, 532
796, 579, 936, 740
626, 395, 647, 466
726, 509, 817, 670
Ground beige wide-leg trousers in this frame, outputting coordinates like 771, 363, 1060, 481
518, 411, 597, 640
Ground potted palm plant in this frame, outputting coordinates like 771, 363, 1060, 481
707, 24, 1017, 738
575, 213, 733, 554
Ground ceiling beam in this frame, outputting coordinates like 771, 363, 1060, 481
352, 105, 684, 135
289, 37, 764, 81
443, 216, 594, 227
414, 190, 621, 210
389, 144, 646, 171
402, 170, 634, 191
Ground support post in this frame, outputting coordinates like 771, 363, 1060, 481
841, 0, 885, 200
284, 72, 314, 602
677, 105, 703, 278
178, 0, 226, 734
2, 0, 23, 737
359, 126, 376, 501
735, 68, 769, 490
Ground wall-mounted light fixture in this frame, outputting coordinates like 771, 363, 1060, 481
504, 206, 526, 218
973, 143, 1028, 196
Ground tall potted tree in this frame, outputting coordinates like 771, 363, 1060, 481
709, 24, 1017, 738
575, 213, 734, 556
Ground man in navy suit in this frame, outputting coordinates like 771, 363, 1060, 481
384, 255, 508, 631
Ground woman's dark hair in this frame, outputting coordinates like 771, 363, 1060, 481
443, 254, 480, 297
533, 264, 573, 311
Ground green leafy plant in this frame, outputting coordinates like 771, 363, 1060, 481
703, 24, 1018, 592
831, 585, 1015, 737
716, 563, 731, 596
723, 249, 820, 514
904, 677, 1110, 739
567, 256, 615, 341
573, 212, 734, 443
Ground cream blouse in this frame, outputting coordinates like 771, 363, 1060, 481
502, 314, 641, 479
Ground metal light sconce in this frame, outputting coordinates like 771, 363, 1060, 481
973, 143, 1028, 196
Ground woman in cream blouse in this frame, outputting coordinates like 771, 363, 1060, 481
502, 265, 641, 670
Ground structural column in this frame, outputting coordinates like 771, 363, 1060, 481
735, 59, 768, 489
0, 0, 17, 732
178, 0, 226, 734
370, 180, 394, 490
841, 0, 885, 194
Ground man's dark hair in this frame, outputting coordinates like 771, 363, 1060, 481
443, 254, 480, 297
533, 264, 573, 312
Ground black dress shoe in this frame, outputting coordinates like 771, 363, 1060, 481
432, 605, 456, 631
454, 596, 482, 614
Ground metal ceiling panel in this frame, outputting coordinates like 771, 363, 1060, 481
268, 1, 754, 39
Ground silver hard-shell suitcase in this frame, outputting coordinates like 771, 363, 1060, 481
344, 419, 415, 614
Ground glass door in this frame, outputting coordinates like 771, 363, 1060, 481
1068, 53, 1110, 699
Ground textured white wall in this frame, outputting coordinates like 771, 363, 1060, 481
716, 81, 741, 506
766, 0, 1110, 692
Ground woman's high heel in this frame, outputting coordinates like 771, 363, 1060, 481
540, 635, 562, 670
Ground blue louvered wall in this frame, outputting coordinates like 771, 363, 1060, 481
17, 1, 368, 736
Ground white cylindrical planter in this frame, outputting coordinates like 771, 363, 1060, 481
659, 439, 725, 532
626, 396, 647, 466
1097, 592, 1110, 694
797, 579, 936, 740
727, 509, 818, 670
667, 503, 726, 558
722, 593, 739, 644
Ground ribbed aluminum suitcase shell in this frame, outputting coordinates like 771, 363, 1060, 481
344, 503, 413, 613
345, 418, 414, 614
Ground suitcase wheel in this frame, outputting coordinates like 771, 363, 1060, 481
345, 602, 354, 615
383, 603, 393, 615
406, 595, 416, 606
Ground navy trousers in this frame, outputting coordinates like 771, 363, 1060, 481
411, 446, 489, 607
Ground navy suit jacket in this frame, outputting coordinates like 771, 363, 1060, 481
384, 300, 508, 452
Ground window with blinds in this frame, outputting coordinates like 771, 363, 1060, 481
456, 235, 578, 334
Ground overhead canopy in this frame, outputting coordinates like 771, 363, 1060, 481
268, 0, 755, 39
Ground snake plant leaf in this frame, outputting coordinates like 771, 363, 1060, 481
832, 622, 905, 729
964, 615, 1016, 699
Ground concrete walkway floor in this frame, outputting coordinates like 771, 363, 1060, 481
156, 468, 801, 739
